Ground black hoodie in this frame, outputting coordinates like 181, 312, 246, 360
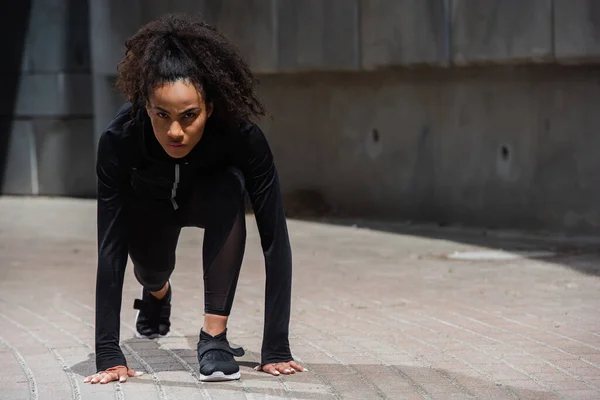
95, 103, 293, 371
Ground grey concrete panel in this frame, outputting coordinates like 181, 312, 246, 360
89, 0, 143, 75
531, 70, 600, 231
554, 0, 600, 62
258, 66, 600, 233
452, 0, 552, 65
200, 0, 277, 72
277, 0, 360, 71
134, 0, 276, 72
34, 119, 96, 197
1, 120, 33, 195
360, 0, 447, 68
91, 75, 126, 150
434, 69, 546, 228
11, 74, 93, 118
258, 72, 436, 217
139, 0, 204, 22
21, 0, 90, 73
256, 76, 324, 193
311, 72, 443, 221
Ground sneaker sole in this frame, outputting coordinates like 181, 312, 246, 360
199, 371, 241, 382
134, 286, 170, 339
134, 331, 170, 339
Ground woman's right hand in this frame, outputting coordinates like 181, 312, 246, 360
84, 366, 143, 384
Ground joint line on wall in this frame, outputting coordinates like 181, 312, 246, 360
29, 129, 39, 195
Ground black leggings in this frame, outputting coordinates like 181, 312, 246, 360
127, 167, 246, 316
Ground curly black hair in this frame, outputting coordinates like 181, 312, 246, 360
115, 13, 265, 128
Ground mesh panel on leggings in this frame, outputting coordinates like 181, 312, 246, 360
202, 204, 246, 315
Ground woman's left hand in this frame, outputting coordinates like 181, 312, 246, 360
255, 361, 306, 376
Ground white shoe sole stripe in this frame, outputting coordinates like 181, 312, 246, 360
199, 371, 241, 382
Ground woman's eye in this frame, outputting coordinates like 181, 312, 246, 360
157, 112, 169, 119
184, 113, 197, 119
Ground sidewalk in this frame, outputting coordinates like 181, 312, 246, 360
0, 196, 599, 399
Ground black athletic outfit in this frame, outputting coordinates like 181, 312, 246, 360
95, 103, 293, 372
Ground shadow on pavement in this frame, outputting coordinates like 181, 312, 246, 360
69, 353, 96, 379
290, 215, 600, 277
70, 336, 557, 399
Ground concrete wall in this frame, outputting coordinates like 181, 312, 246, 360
3, 0, 600, 234
451, 0, 553, 65
258, 66, 600, 234
361, 0, 449, 68
554, 0, 600, 62
2, 0, 95, 196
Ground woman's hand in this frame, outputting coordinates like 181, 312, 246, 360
84, 366, 143, 384
255, 361, 306, 376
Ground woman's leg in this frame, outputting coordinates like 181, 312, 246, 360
150, 282, 170, 300
128, 201, 181, 337
183, 168, 247, 335
180, 168, 247, 380
128, 203, 181, 293
202, 202, 246, 335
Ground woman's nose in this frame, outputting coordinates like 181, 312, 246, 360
167, 121, 183, 139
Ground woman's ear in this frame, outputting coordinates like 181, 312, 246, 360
206, 102, 214, 119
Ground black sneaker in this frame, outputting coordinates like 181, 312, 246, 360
197, 329, 245, 381
133, 283, 172, 339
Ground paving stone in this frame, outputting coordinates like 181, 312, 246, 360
0, 196, 599, 399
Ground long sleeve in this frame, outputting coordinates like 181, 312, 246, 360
240, 123, 293, 366
95, 130, 130, 372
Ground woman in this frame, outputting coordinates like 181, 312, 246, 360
84, 13, 304, 384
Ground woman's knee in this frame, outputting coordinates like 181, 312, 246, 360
133, 265, 173, 292
130, 244, 176, 292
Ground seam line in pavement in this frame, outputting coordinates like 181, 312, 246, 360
413, 311, 567, 399
304, 300, 522, 400
0, 334, 38, 400
9, 300, 126, 400
0, 313, 81, 400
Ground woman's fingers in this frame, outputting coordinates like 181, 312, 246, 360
256, 361, 307, 376
84, 366, 142, 384
100, 372, 118, 384
128, 368, 144, 377
278, 364, 295, 374
118, 369, 129, 383
259, 364, 281, 376
289, 361, 306, 372
82, 371, 113, 384
119, 368, 144, 382
90, 373, 107, 384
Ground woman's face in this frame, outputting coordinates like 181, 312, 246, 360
146, 80, 213, 159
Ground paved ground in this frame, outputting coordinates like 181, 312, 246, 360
1, 197, 600, 400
